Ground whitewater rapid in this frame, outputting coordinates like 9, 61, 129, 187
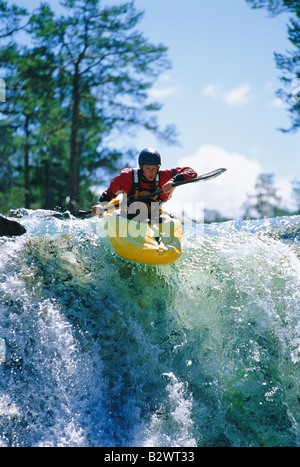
0, 210, 299, 447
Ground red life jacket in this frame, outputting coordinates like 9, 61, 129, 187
99, 166, 197, 205
127, 168, 165, 204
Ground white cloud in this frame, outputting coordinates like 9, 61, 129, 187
149, 74, 180, 99
201, 83, 252, 106
166, 145, 263, 219
157, 73, 172, 83
264, 81, 274, 92
201, 84, 220, 99
149, 87, 178, 99
223, 84, 252, 106
267, 97, 285, 108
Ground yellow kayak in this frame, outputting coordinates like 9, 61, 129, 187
104, 212, 182, 265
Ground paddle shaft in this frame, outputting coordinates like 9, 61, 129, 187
78, 167, 227, 217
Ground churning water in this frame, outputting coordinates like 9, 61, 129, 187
0, 210, 299, 447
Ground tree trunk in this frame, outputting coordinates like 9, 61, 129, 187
44, 157, 52, 209
69, 61, 80, 212
24, 114, 30, 209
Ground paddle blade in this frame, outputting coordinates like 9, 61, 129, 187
172, 168, 227, 188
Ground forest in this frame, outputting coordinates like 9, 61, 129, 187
0, 0, 299, 221
0, 0, 177, 215
205, 173, 300, 223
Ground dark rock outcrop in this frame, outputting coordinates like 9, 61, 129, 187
0, 215, 26, 236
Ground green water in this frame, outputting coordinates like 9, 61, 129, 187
0, 211, 299, 446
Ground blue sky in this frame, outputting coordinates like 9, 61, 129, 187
131, 0, 298, 168
9, 0, 300, 217
130, 0, 300, 217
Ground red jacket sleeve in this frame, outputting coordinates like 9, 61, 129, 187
160, 167, 198, 185
99, 166, 198, 203
159, 167, 198, 201
99, 168, 133, 202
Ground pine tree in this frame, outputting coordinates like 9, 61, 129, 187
0, 0, 177, 213
0, 0, 28, 39
246, 0, 300, 132
292, 179, 300, 214
242, 173, 282, 219
0, 2, 29, 212
29, 0, 177, 212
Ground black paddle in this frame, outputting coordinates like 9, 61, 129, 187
77, 167, 227, 218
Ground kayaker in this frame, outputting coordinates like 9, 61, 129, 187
91, 148, 197, 221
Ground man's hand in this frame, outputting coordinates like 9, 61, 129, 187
91, 204, 105, 216
162, 180, 174, 194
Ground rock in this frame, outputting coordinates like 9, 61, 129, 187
0, 214, 26, 236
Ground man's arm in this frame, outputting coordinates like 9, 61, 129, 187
161, 167, 198, 196
91, 169, 133, 215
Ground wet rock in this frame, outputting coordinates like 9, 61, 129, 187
0, 214, 26, 236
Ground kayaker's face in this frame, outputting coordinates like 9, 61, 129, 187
142, 165, 159, 182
